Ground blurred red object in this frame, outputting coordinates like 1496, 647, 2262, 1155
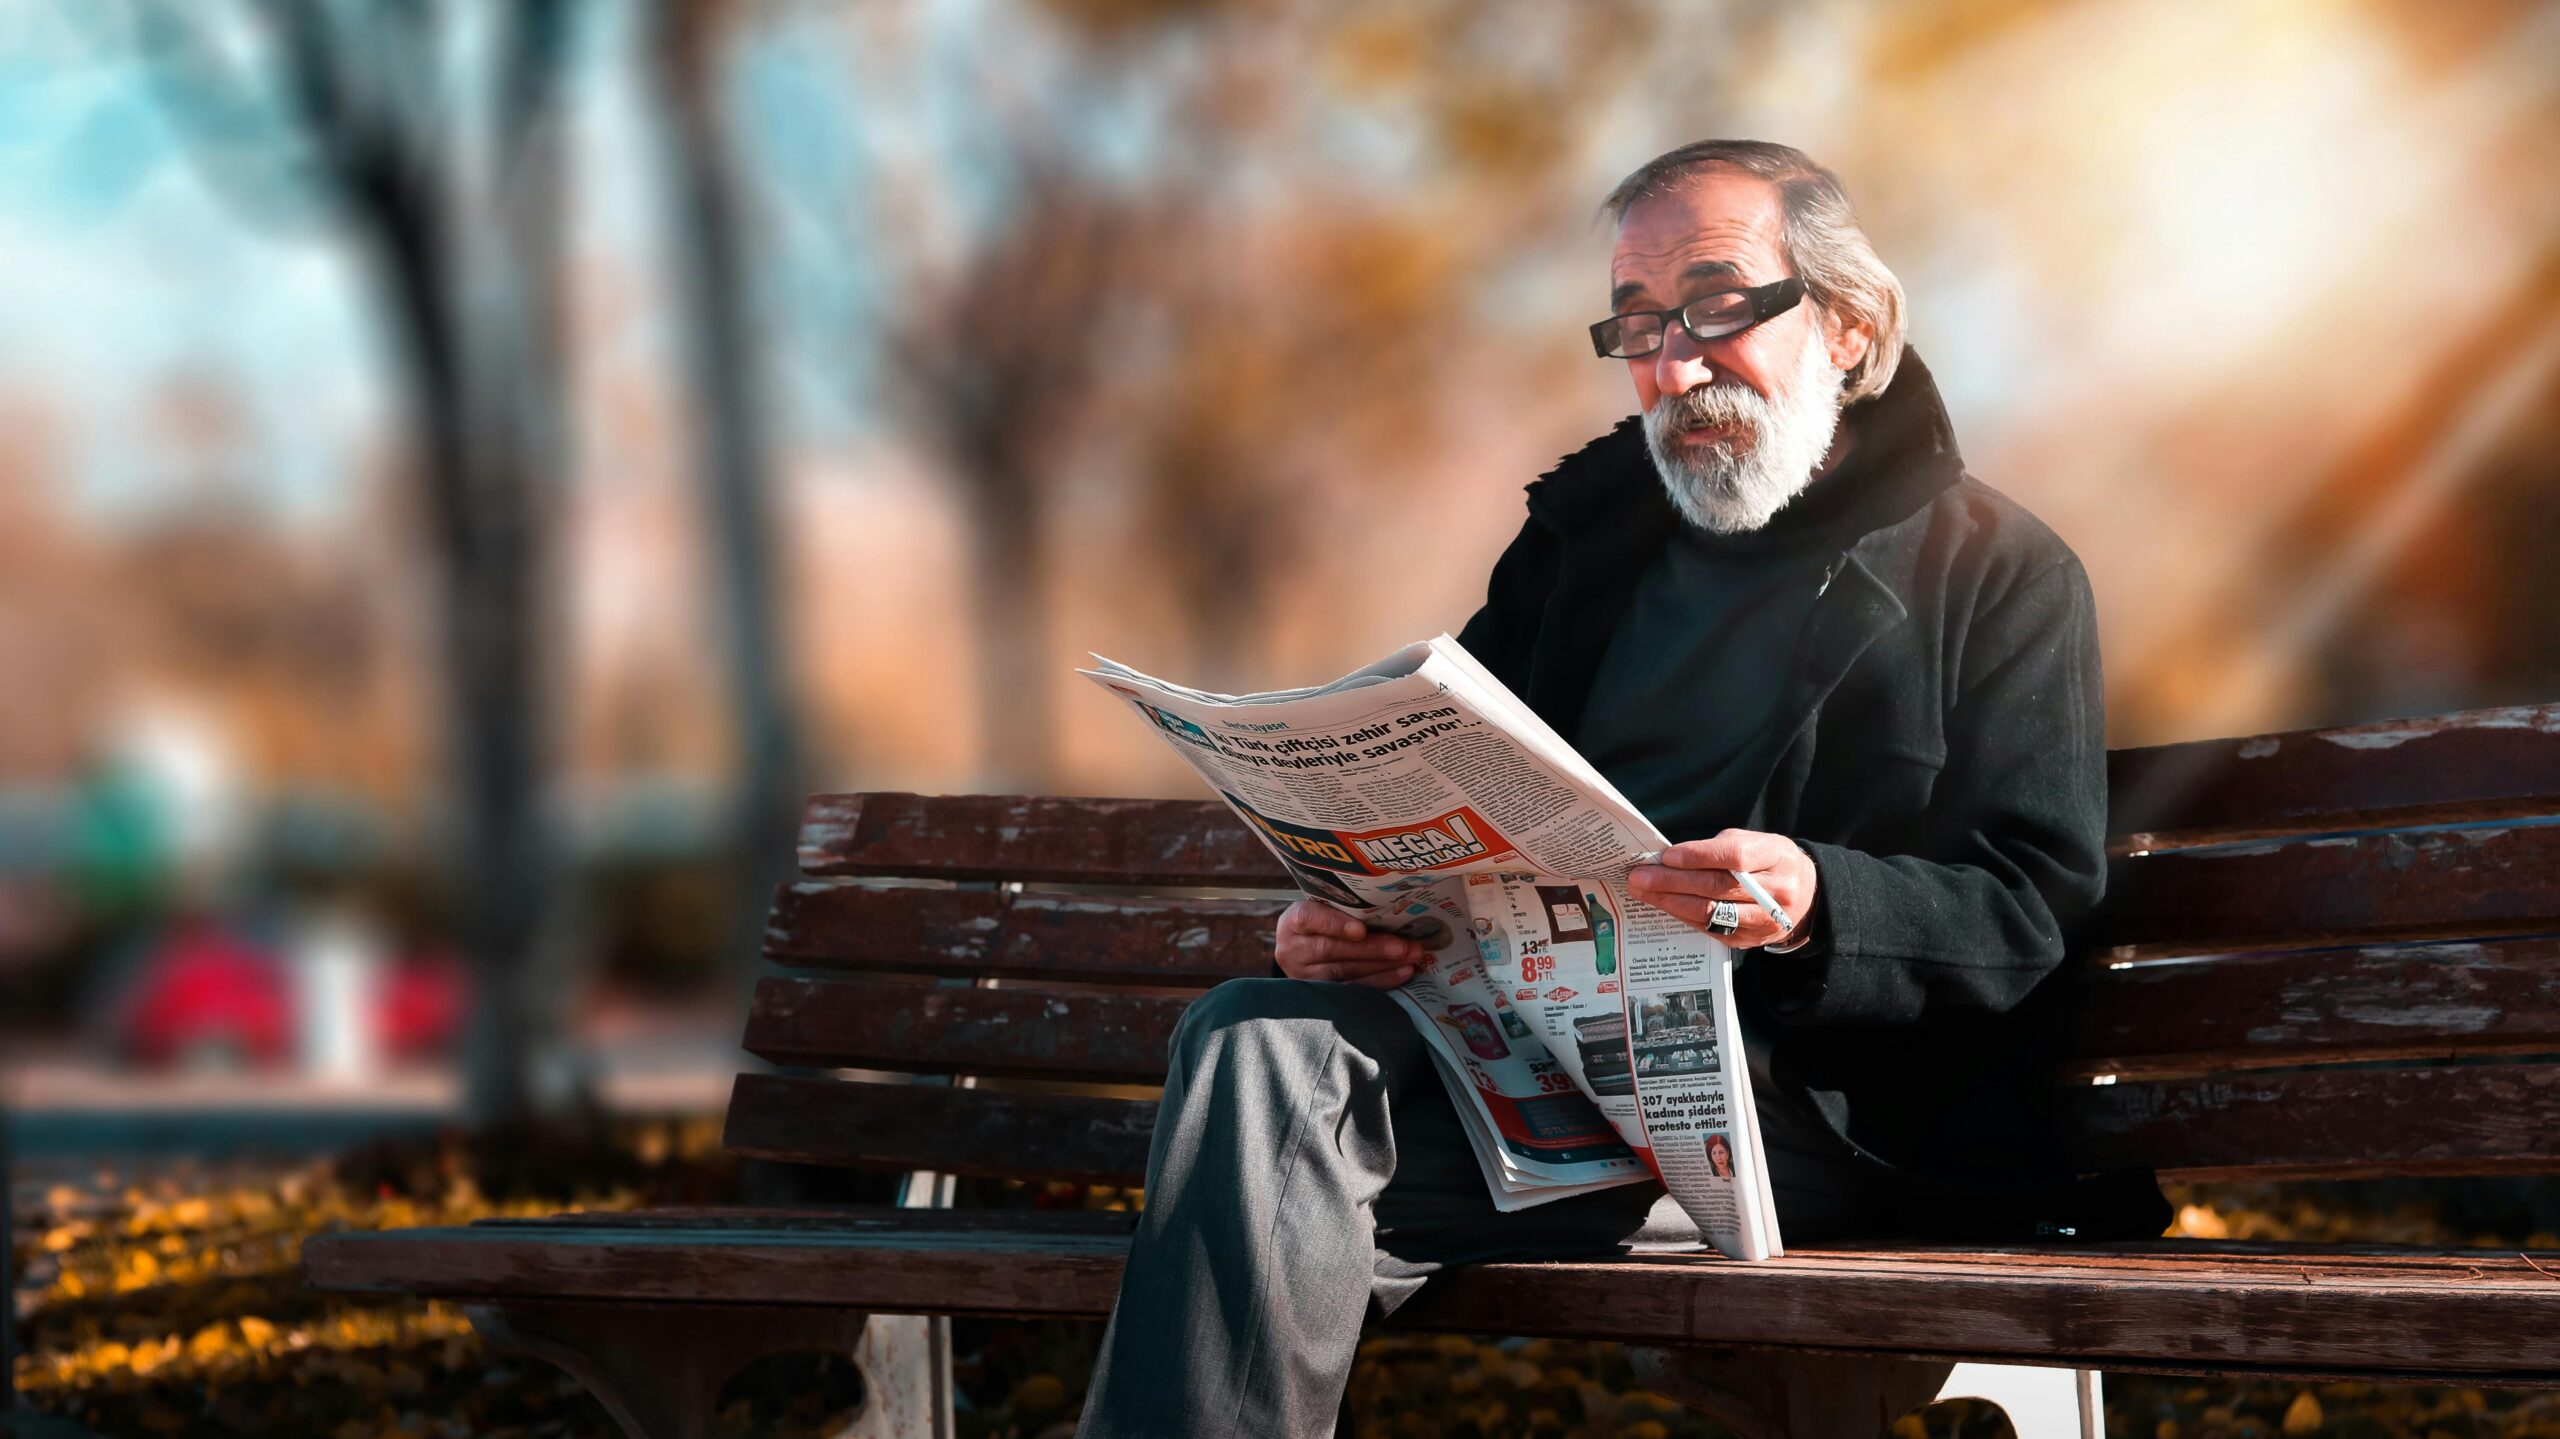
376, 947, 468, 1059
122, 917, 291, 1068
117, 921, 470, 1069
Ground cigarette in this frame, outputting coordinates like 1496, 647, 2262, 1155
1729, 869, 1796, 933
1631, 851, 1795, 932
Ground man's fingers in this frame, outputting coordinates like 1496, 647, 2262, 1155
1282, 901, 1371, 941
1655, 836, 1741, 871
1657, 830, 1785, 873
1633, 888, 1783, 947
1301, 952, 1419, 982
1627, 865, 1746, 903
1279, 933, 1418, 975
1320, 933, 1417, 964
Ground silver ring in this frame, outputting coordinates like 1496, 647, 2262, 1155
1707, 900, 1741, 935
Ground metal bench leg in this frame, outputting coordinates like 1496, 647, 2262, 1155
841, 1313, 956, 1439
1931, 1363, 2101, 1439
832, 1083, 968, 1439
462, 1300, 873, 1439
1626, 1345, 1953, 1439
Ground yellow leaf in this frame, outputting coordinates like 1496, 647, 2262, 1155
2174, 1205, 2230, 1239
1894, 1415, 1930, 1439
2283, 1390, 2323, 1434
238, 1315, 278, 1349
1010, 1373, 1068, 1411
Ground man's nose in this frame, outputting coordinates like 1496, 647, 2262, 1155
1652, 323, 1715, 396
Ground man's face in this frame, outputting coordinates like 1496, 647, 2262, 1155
1608, 171, 1867, 533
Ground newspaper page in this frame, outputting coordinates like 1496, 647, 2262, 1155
1082, 634, 1782, 1261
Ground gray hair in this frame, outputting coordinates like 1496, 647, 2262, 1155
1600, 140, 1906, 404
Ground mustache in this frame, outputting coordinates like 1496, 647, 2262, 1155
1658, 383, 1769, 434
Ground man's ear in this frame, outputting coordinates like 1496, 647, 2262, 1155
1821, 306, 1873, 375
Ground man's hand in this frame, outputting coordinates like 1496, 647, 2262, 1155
1627, 829, 1817, 950
1274, 898, 1420, 988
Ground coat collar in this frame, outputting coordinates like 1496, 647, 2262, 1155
1512, 348, 1969, 768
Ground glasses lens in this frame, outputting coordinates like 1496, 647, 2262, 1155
1681, 291, 1753, 341
1597, 312, 1665, 358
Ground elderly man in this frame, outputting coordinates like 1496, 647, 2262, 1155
1075, 140, 2166, 1439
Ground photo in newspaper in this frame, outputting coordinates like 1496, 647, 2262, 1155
1082, 634, 1785, 1260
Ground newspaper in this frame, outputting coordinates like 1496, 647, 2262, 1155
1081, 634, 1782, 1261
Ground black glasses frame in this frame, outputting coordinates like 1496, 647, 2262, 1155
1589, 276, 1807, 359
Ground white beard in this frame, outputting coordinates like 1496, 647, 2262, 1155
1643, 332, 1847, 535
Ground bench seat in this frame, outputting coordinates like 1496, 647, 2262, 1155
310, 1207, 2560, 1383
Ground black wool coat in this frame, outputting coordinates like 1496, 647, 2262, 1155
1457, 349, 2169, 1243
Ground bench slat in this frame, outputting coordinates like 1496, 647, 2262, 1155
748, 928, 2560, 1088
2109, 704, 2560, 853
765, 883, 1281, 984
2067, 938, 2560, 1078
303, 1215, 2560, 1379
798, 794, 1289, 885
2093, 824, 2560, 958
794, 708, 2560, 888
2066, 1062, 2560, 1181
744, 977, 1190, 1081
750, 929, 2560, 1087
722, 1072, 1155, 1183
777, 826, 2560, 971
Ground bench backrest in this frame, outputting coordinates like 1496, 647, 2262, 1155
732, 704, 2560, 1190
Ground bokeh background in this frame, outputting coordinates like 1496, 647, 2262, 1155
4, 0, 2559, 1433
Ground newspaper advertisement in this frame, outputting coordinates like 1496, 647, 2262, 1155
1082, 634, 1782, 1260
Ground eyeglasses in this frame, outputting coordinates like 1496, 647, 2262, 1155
1589, 276, 1806, 359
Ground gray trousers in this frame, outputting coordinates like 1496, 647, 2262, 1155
1077, 977, 1696, 1438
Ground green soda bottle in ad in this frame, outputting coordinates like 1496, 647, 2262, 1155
1584, 889, 1616, 976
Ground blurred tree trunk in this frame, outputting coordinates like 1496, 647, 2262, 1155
903, 172, 1141, 792
448, 0, 580, 1132
141, 0, 584, 1131
3, 1106, 14, 1414
956, 415, 1054, 794
652, 0, 806, 1031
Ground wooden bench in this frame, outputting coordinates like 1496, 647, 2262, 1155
306, 701, 2560, 1439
